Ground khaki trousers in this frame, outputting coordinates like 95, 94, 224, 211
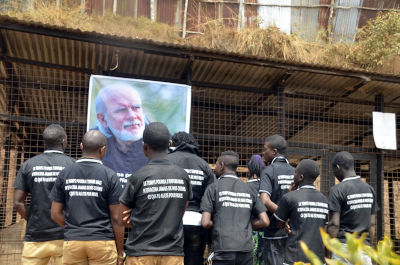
21, 240, 63, 265
126, 256, 184, 265
63, 240, 117, 265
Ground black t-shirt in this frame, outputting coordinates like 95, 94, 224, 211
167, 143, 215, 212
201, 174, 267, 253
259, 156, 294, 238
49, 158, 122, 241
103, 136, 148, 189
247, 179, 260, 199
14, 150, 75, 242
274, 185, 328, 264
119, 158, 192, 256
328, 176, 378, 243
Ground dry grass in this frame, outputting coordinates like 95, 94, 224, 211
1, 1, 399, 75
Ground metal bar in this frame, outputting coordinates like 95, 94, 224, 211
375, 94, 384, 241
193, 133, 378, 154
0, 113, 86, 126
277, 87, 285, 137
2, 20, 400, 84
321, 149, 331, 196
198, 0, 400, 11
0, 55, 93, 74
388, 179, 396, 243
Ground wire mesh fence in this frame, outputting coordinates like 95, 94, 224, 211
0, 63, 399, 263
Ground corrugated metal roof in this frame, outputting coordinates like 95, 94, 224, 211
1, 14, 400, 110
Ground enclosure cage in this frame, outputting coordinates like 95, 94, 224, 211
0, 16, 399, 264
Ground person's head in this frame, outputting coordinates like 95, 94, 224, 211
248, 154, 266, 179
43, 124, 67, 150
96, 83, 145, 143
143, 122, 170, 158
171, 131, 199, 149
331, 151, 355, 181
215, 150, 239, 178
263, 135, 287, 163
80, 130, 107, 159
294, 159, 320, 186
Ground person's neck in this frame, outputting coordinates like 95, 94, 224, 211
342, 169, 357, 180
299, 180, 314, 187
81, 153, 102, 160
45, 146, 64, 152
147, 151, 167, 160
222, 170, 236, 176
248, 174, 258, 180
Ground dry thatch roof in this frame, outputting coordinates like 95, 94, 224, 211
2, 1, 400, 75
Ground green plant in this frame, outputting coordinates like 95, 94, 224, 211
294, 228, 400, 265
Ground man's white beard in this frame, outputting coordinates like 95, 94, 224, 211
107, 118, 144, 142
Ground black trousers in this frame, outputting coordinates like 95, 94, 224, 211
263, 238, 287, 265
184, 225, 207, 265
209, 251, 253, 265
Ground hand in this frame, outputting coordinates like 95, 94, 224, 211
122, 209, 132, 226
284, 220, 292, 234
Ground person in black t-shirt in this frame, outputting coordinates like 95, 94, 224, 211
201, 151, 269, 265
327, 151, 377, 265
14, 124, 75, 265
246, 155, 266, 265
119, 122, 192, 265
167, 132, 215, 265
259, 135, 294, 265
50, 130, 124, 265
274, 159, 329, 264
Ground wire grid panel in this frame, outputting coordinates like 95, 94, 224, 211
1, 62, 400, 261
0, 64, 88, 264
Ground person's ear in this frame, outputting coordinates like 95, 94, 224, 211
97, 113, 108, 128
80, 142, 84, 152
272, 148, 278, 155
99, 146, 107, 158
62, 138, 67, 150
168, 140, 172, 147
142, 142, 150, 158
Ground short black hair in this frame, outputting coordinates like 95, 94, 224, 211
171, 131, 199, 148
248, 154, 265, 178
297, 159, 320, 181
82, 130, 107, 153
43, 124, 67, 148
331, 151, 354, 170
219, 150, 239, 172
143, 122, 170, 152
265, 135, 287, 155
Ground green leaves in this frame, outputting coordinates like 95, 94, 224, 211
296, 228, 400, 265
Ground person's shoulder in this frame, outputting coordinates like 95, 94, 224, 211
261, 164, 273, 176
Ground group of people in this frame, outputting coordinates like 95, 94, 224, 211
13, 123, 377, 265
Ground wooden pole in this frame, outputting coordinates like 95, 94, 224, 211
238, 0, 245, 30
182, 0, 189, 38
113, 0, 117, 15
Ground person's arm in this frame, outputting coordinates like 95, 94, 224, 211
252, 212, 269, 229
260, 193, 278, 213
369, 214, 376, 245
51, 201, 65, 227
327, 211, 340, 239
201, 212, 213, 229
14, 189, 28, 220
120, 203, 132, 227
109, 204, 124, 265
